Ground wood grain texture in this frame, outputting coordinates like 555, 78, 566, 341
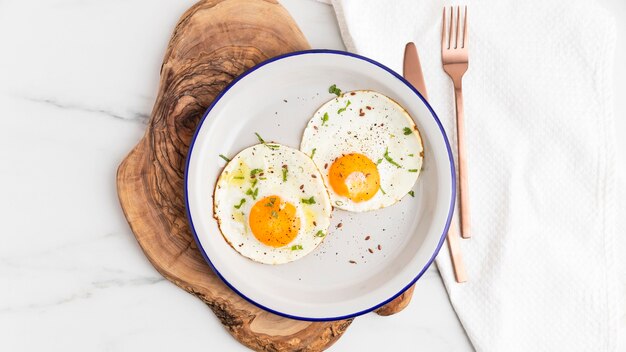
116, 1, 353, 350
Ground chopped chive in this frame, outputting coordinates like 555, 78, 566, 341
259, 177, 267, 180
321, 112, 329, 126
271, 210, 279, 218
301, 196, 316, 205
328, 84, 342, 96
403, 127, 412, 135
408, 190, 415, 197
250, 168, 263, 177
233, 176, 245, 180
315, 230, 326, 237
265, 144, 280, 150
379, 186, 387, 195
383, 147, 402, 168
246, 188, 259, 200
291, 244, 303, 251
337, 100, 351, 114
282, 167, 288, 182
408, 153, 415, 157
255, 132, 279, 150
250, 178, 258, 188
234, 198, 246, 209
219, 154, 231, 162
264, 197, 277, 207
376, 158, 383, 165
408, 169, 419, 172
310, 148, 317, 159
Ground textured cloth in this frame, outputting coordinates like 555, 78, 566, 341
323, 0, 619, 350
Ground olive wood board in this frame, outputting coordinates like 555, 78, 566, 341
116, 0, 414, 350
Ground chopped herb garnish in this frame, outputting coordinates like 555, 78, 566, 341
321, 112, 329, 126
301, 196, 316, 205
315, 230, 326, 237
403, 127, 412, 135
408, 169, 419, 172
379, 186, 387, 195
328, 84, 342, 96
282, 167, 288, 182
383, 147, 402, 168
310, 148, 317, 159
291, 244, 303, 251
408, 153, 415, 157
219, 154, 231, 162
264, 197, 277, 207
408, 190, 415, 197
271, 210, 278, 218
337, 100, 351, 114
233, 176, 245, 180
250, 168, 263, 177
376, 158, 383, 165
246, 188, 259, 200
255, 132, 279, 150
234, 198, 246, 209
250, 178, 258, 188
265, 144, 280, 150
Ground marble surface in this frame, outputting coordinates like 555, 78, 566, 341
0, 0, 623, 351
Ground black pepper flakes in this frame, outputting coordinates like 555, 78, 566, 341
365, 235, 371, 240
377, 244, 382, 250
349, 260, 357, 264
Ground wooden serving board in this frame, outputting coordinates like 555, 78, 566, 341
116, 0, 413, 350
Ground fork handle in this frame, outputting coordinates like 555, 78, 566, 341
454, 87, 471, 239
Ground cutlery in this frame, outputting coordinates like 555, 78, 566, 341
442, 5, 471, 239
404, 42, 467, 283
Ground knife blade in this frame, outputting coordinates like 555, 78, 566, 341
403, 42, 429, 100
403, 42, 467, 283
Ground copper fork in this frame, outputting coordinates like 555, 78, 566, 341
442, 6, 471, 239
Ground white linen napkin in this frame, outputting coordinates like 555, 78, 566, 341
322, 0, 619, 350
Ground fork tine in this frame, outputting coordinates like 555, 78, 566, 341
455, 6, 460, 49
463, 6, 468, 49
442, 7, 447, 50
449, 6, 454, 49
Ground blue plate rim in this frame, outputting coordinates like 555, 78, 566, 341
184, 49, 456, 322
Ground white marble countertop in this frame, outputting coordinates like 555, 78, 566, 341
0, 0, 624, 351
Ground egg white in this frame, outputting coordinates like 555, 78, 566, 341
300, 90, 424, 212
213, 143, 332, 264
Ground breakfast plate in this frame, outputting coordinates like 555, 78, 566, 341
185, 50, 455, 321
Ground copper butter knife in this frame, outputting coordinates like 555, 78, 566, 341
403, 42, 467, 283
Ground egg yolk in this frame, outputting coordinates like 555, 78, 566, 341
249, 196, 300, 247
328, 153, 380, 202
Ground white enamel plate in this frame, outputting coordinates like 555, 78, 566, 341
185, 50, 455, 321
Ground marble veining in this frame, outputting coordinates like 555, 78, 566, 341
19, 95, 149, 123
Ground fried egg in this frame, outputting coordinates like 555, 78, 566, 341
213, 143, 332, 264
300, 90, 424, 212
